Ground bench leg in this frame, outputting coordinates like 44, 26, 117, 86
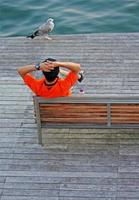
37, 126, 42, 145
34, 98, 42, 145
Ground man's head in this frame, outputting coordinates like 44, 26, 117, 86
42, 58, 59, 82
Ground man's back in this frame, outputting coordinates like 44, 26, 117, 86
23, 71, 78, 98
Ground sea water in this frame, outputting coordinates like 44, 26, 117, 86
0, 0, 139, 37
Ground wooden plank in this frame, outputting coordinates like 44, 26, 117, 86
0, 171, 118, 178
40, 112, 107, 118
42, 138, 120, 146
119, 145, 139, 155
41, 118, 107, 124
6, 176, 117, 187
43, 132, 139, 139
59, 189, 116, 198
1, 197, 58, 200
117, 191, 139, 198
0, 164, 117, 173
58, 198, 115, 200
0, 157, 118, 167
2, 188, 59, 197
0, 114, 34, 119
4, 182, 60, 190
40, 107, 107, 113
1, 34, 139, 200
0, 151, 118, 161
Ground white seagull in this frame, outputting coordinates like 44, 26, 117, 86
27, 18, 54, 40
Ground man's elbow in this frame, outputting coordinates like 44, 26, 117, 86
76, 64, 81, 73
17, 68, 24, 78
17, 68, 21, 75
17, 68, 21, 76
17, 68, 20, 74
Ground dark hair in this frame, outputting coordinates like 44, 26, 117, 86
42, 58, 59, 82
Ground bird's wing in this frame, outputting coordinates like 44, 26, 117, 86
39, 23, 50, 32
39, 22, 54, 33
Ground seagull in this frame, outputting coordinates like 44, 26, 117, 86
27, 18, 54, 40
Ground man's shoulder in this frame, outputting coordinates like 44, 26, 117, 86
63, 71, 78, 81
24, 73, 45, 84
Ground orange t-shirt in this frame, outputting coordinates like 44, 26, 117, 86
23, 72, 78, 98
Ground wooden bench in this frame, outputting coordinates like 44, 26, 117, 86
33, 96, 139, 145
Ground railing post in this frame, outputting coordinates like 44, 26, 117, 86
107, 103, 111, 127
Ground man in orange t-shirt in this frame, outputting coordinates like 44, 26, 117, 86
17, 58, 82, 98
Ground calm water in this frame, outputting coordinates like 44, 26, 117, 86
0, 0, 139, 37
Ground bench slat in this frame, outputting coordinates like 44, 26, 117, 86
40, 104, 107, 111
41, 113, 107, 118
41, 117, 107, 124
113, 121, 139, 124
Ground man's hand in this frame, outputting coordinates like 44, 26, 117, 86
17, 61, 58, 79
50, 61, 80, 74
40, 60, 80, 74
40, 62, 57, 72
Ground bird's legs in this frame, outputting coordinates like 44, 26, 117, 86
44, 35, 52, 40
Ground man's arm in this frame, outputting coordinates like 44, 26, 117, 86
17, 65, 36, 79
17, 61, 80, 79
17, 63, 55, 79
50, 61, 80, 74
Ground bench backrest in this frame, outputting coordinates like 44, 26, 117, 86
33, 96, 139, 129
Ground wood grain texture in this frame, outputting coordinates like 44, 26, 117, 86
40, 103, 107, 124
39, 102, 139, 125
0, 33, 139, 199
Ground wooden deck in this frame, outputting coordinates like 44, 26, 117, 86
0, 33, 139, 199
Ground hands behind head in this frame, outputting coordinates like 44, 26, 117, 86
40, 61, 58, 72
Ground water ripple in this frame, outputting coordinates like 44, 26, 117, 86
0, 0, 139, 36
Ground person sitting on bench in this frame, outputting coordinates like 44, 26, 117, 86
17, 58, 83, 98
